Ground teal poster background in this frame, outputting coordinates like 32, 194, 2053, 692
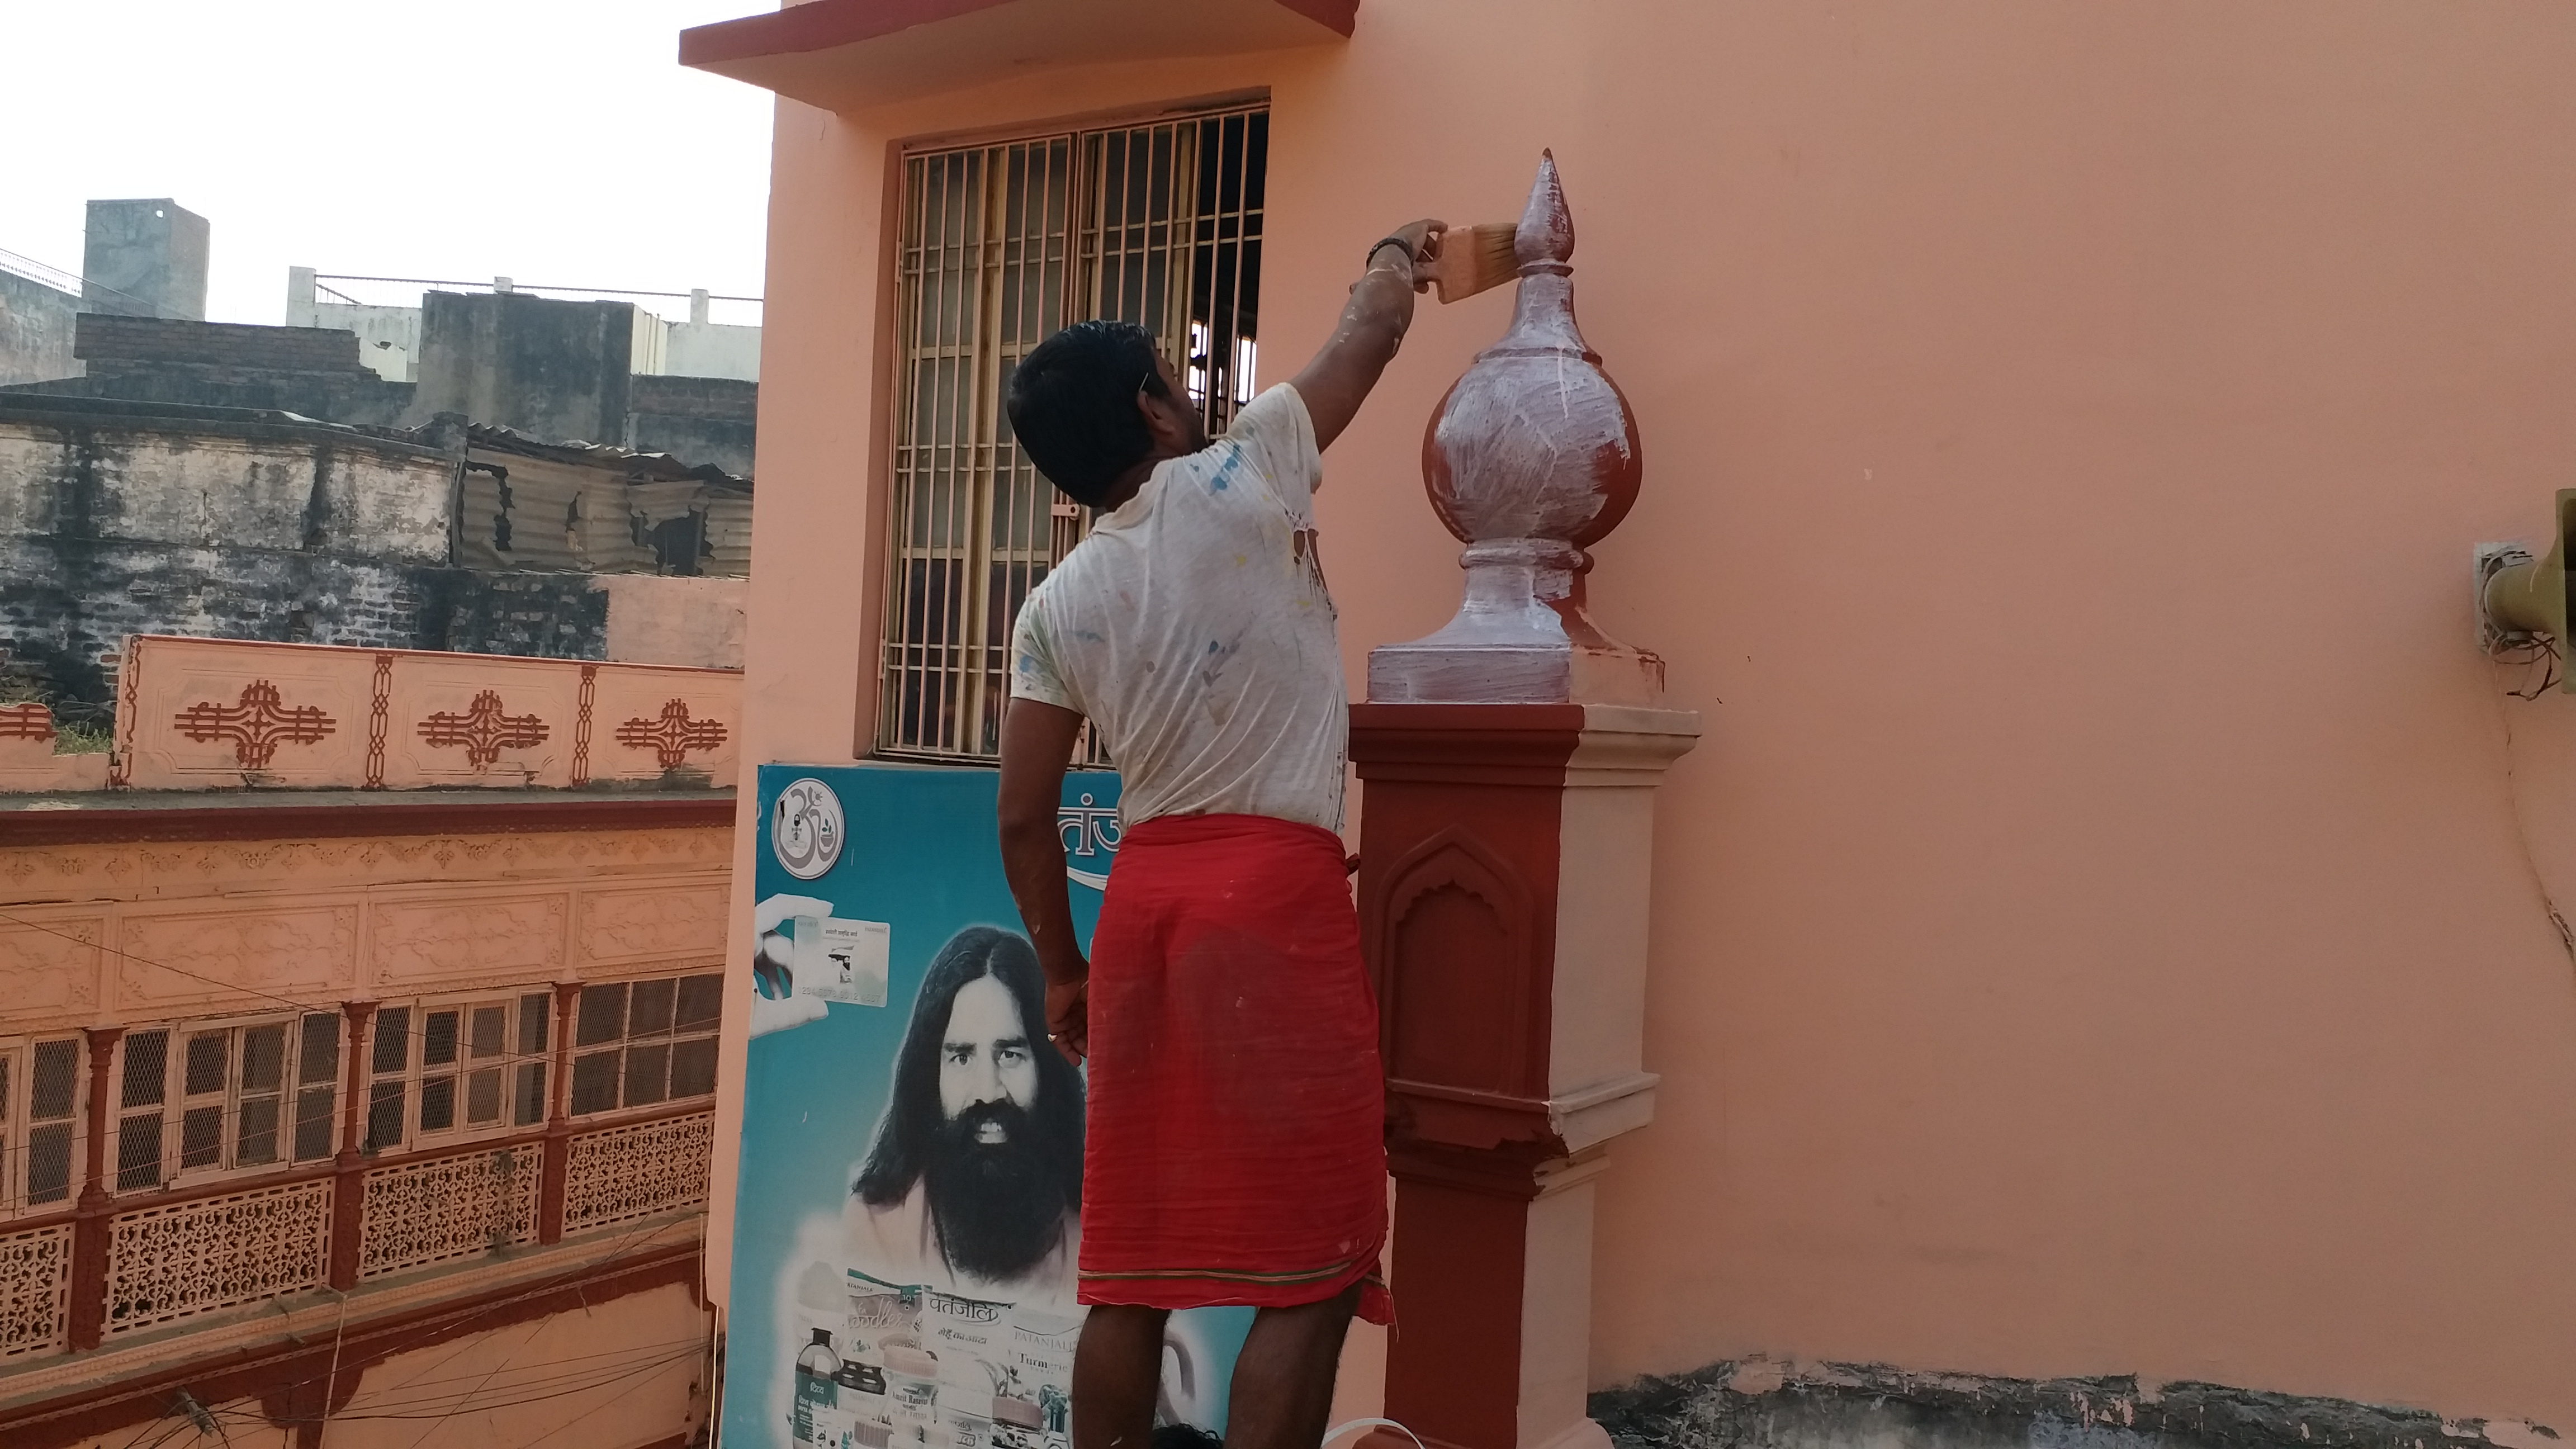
724, 762, 1249, 1449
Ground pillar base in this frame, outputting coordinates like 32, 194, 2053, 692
1354, 701, 1698, 1449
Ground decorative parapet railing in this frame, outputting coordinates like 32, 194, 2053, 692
80, 635, 741, 792
359, 1144, 541, 1280
0, 1107, 715, 1363
105, 1178, 333, 1337
562, 1111, 715, 1233
0, 1223, 73, 1360
0, 703, 110, 794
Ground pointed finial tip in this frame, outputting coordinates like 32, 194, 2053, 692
1516, 150, 1575, 267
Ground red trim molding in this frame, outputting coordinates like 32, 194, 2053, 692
680, 0, 1356, 68
0, 792, 735, 846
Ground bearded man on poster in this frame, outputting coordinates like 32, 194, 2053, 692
996, 218, 1445, 1449
846, 925, 1086, 1310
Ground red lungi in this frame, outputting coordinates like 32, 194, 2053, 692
1078, 813, 1393, 1324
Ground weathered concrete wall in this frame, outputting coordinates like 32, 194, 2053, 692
3, 314, 416, 425
82, 198, 207, 321
599, 572, 746, 668
0, 395, 619, 705
627, 372, 757, 476
409, 291, 635, 444
1593, 1360, 2558, 1449
665, 318, 761, 381
0, 270, 80, 387
76, 312, 364, 371
0, 537, 616, 710
0, 364, 416, 427
0, 396, 452, 560
418, 567, 613, 659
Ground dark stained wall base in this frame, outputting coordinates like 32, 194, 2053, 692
1591, 1360, 2556, 1449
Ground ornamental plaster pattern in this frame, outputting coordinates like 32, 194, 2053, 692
561, 1111, 714, 1232
0, 1223, 73, 1360
577, 886, 730, 965
0, 916, 102, 1019
0, 833, 728, 1033
1, 828, 726, 906
358, 1147, 541, 1280
366, 893, 569, 989
112, 636, 738, 790
105, 1178, 333, 1336
116, 905, 359, 1014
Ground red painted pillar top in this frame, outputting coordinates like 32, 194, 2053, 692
1374, 152, 1661, 708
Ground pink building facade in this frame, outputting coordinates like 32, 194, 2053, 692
686, 1, 2576, 1438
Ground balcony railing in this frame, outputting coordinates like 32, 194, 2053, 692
0, 1223, 73, 1360
106, 1178, 334, 1337
358, 1144, 542, 1280
1, 1105, 713, 1361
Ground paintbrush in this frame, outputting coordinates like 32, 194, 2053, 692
1420, 222, 1519, 304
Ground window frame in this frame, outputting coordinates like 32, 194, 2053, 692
0, 1034, 85, 1221
567, 971, 724, 1121
875, 101, 1270, 762
108, 1011, 345, 1196
362, 990, 555, 1158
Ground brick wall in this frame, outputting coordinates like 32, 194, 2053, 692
74, 313, 366, 372
627, 373, 757, 422
0, 537, 613, 711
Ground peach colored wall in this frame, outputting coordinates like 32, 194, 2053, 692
1, 823, 732, 1032
713, 0, 2576, 1429
324, 1281, 707, 1449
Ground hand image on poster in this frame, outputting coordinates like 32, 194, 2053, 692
727, 765, 1250, 1449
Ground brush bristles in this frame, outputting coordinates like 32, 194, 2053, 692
1429, 222, 1519, 305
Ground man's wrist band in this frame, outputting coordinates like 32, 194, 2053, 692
1366, 235, 1414, 269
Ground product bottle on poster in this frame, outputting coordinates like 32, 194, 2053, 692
845, 1272, 917, 1442
797, 1328, 844, 1445
1005, 1308, 1079, 1449
883, 1343, 942, 1449
836, 1360, 887, 1449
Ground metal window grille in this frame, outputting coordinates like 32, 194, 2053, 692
879, 105, 1270, 760
0, 1039, 81, 1219
569, 973, 723, 1118
109, 1014, 343, 1194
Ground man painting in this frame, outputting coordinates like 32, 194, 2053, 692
996, 217, 1445, 1449
846, 925, 1086, 1311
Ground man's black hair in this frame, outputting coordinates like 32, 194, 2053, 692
1006, 319, 1172, 508
853, 925, 1083, 1209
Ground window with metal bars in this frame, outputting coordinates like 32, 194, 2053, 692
567, 973, 724, 1117
112, 1013, 341, 1193
0, 1037, 81, 1218
879, 104, 1269, 760
363, 993, 552, 1156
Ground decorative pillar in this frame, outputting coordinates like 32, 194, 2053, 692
538, 979, 582, 1243
67, 1025, 124, 1351
328, 1000, 376, 1290
1355, 153, 1699, 1449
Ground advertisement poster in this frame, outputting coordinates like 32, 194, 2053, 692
726, 763, 1251, 1449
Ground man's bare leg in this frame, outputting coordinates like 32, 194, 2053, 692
1075, 1303, 1170, 1449
1222, 1284, 1362, 1449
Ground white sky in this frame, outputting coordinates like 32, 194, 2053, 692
0, 0, 775, 328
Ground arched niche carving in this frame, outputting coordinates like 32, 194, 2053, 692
1370, 827, 1542, 1099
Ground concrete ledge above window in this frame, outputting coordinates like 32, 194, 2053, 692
678, 0, 1355, 111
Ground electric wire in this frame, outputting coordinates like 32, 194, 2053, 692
0, 908, 718, 1215
2487, 643, 2576, 974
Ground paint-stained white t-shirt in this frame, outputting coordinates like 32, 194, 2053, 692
1009, 384, 1345, 834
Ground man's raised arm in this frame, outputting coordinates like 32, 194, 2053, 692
1289, 217, 1445, 456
